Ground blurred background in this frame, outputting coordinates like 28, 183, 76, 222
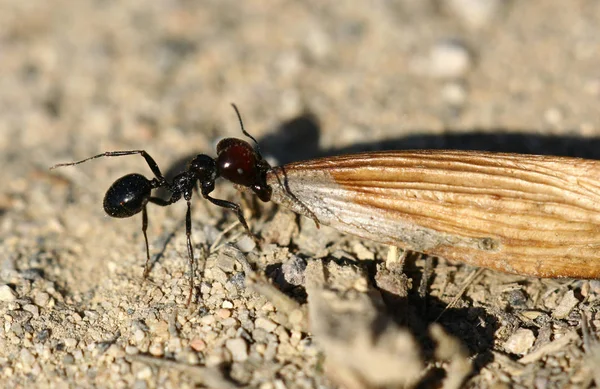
1, 0, 599, 387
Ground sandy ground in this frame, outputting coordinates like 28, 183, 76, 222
1, 0, 600, 388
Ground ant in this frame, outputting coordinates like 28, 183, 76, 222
51, 104, 273, 305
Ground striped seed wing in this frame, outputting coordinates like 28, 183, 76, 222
267, 150, 600, 278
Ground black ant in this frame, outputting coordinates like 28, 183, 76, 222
51, 104, 272, 305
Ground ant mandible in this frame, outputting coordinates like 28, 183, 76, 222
51, 104, 273, 305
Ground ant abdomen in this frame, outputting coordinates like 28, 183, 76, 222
103, 173, 152, 218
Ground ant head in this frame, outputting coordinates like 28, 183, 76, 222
216, 138, 272, 202
104, 173, 153, 218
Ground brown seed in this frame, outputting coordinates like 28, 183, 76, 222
267, 150, 600, 279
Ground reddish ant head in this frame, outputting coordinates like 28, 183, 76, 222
216, 138, 272, 202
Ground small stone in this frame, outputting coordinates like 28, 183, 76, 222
200, 315, 216, 325
134, 329, 145, 343
235, 235, 256, 253
225, 338, 248, 362
413, 40, 473, 79
137, 366, 153, 380
149, 321, 169, 338
84, 310, 100, 321
63, 354, 75, 365
148, 343, 164, 357
209, 268, 228, 284
221, 318, 238, 327
106, 344, 125, 359
190, 338, 206, 352
441, 82, 468, 106
352, 242, 374, 261
125, 346, 139, 355
22, 304, 39, 317
20, 348, 35, 366
521, 311, 544, 320
553, 290, 580, 319
281, 256, 307, 286
252, 328, 268, 343
168, 337, 182, 351
215, 255, 236, 273
255, 317, 278, 333
504, 328, 535, 355
544, 107, 563, 126
0, 285, 17, 302
200, 282, 212, 294
206, 347, 227, 367
589, 280, 600, 294
73, 350, 84, 361
222, 300, 234, 309
446, 0, 504, 29
64, 338, 77, 348
290, 330, 302, 347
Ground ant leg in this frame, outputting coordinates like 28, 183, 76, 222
141, 197, 177, 277
204, 195, 260, 244
185, 200, 195, 306
141, 205, 151, 277
51, 150, 167, 183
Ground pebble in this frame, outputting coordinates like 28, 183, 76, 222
73, 349, 84, 361
64, 338, 78, 348
63, 354, 75, 365
148, 343, 164, 357
190, 338, 206, 352
228, 273, 245, 290
252, 328, 268, 343
235, 235, 256, 253
149, 321, 169, 339
134, 329, 145, 343
200, 315, 216, 325
206, 348, 227, 367
281, 256, 307, 286
413, 40, 473, 79
352, 242, 375, 261
441, 82, 468, 106
20, 348, 36, 366
215, 254, 236, 273
217, 308, 232, 319
504, 328, 535, 355
23, 304, 39, 317
222, 300, 234, 309
553, 290, 580, 319
209, 268, 228, 284
168, 337, 182, 351
589, 280, 600, 294
106, 344, 125, 359
544, 107, 564, 126
221, 318, 238, 327
255, 317, 278, 333
225, 338, 248, 362
136, 366, 153, 380
290, 331, 302, 347
0, 284, 17, 301
446, 0, 504, 29
125, 346, 139, 355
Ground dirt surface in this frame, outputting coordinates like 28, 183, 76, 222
2, 1, 600, 388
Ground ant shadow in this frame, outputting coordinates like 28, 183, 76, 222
259, 112, 600, 163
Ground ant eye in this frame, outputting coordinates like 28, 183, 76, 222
216, 138, 259, 187
103, 174, 152, 218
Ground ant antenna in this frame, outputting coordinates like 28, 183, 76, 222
230, 103, 260, 146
